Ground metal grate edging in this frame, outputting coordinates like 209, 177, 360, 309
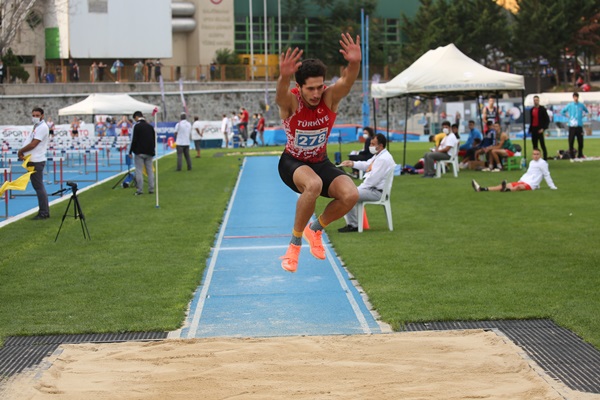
0, 331, 168, 380
403, 319, 600, 394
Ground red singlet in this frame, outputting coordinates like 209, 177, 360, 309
283, 87, 337, 163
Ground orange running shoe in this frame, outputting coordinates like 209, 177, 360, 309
280, 244, 301, 273
303, 224, 326, 260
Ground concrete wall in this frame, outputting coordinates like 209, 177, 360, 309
0, 83, 391, 128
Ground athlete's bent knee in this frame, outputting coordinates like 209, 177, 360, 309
298, 176, 323, 197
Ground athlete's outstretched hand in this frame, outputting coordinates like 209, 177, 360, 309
339, 33, 361, 64
279, 47, 303, 79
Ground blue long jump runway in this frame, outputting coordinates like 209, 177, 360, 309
175, 156, 383, 338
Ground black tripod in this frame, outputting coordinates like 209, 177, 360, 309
55, 183, 91, 242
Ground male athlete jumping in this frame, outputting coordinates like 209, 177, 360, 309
276, 33, 361, 273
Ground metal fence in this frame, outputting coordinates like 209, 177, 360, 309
2, 63, 394, 84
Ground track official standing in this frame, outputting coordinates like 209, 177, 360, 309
529, 95, 550, 160
18, 107, 50, 219
129, 111, 155, 195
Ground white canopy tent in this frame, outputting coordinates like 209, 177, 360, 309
59, 93, 161, 208
372, 44, 524, 98
58, 93, 158, 116
525, 92, 600, 107
370, 44, 526, 165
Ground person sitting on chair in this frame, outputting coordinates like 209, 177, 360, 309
349, 127, 375, 162
482, 122, 516, 172
422, 123, 459, 178
348, 127, 375, 178
337, 133, 396, 232
428, 120, 450, 148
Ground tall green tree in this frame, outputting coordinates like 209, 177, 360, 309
398, 0, 441, 69
512, 0, 599, 87
398, 0, 509, 71
309, 0, 377, 70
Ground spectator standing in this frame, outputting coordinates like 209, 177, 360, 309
174, 112, 192, 171
98, 62, 106, 82
221, 114, 230, 148
35, 60, 43, 83
0, 60, 5, 84
119, 115, 132, 136
18, 107, 50, 219
210, 62, 217, 80
561, 92, 589, 159
250, 113, 259, 146
482, 97, 500, 132
338, 133, 395, 232
192, 116, 203, 157
70, 117, 80, 139
112, 59, 124, 81
105, 117, 117, 137
529, 95, 550, 160
154, 59, 162, 81
90, 61, 99, 82
95, 117, 106, 137
68, 59, 76, 82
239, 107, 249, 143
145, 59, 153, 82
73, 61, 80, 82
256, 113, 265, 146
231, 111, 241, 145
46, 116, 55, 137
129, 111, 156, 195
134, 60, 144, 81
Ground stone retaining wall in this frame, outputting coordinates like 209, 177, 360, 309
0, 83, 402, 126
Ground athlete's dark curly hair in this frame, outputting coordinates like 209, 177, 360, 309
295, 59, 327, 87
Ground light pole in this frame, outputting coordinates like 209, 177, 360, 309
249, 0, 254, 81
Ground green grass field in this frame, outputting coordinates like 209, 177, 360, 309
1, 138, 598, 350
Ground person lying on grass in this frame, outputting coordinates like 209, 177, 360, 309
472, 149, 557, 192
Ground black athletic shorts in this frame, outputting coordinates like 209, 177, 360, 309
278, 151, 346, 198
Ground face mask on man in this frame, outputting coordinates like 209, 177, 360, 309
369, 146, 377, 154
442, 127, 449, 134
363, 133, 369, 139
32, 117, 41, 124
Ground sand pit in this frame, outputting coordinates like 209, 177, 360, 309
3, 330, 598, 399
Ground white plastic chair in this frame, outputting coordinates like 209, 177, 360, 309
436, 142, 460, 178
357, 169, 394, 233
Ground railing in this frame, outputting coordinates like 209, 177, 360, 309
1, 64, 393, 84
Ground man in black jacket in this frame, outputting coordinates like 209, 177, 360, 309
129, 111, 155, 195
529, 95, 550, 160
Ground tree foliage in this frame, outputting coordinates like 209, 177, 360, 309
0, 0, 39, 56
2, 48, 29, 83
398, 0, 509, 70
511, 0, 600, 86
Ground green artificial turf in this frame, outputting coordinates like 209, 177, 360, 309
0, 139, 598, 350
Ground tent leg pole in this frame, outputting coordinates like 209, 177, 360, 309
372, 97, 377, 131
385, 98, 389, 145
403, 96, 408, 169
521, 90, 527, 161
476, 93, 484, 133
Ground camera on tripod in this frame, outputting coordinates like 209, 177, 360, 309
55, 180, 90, 241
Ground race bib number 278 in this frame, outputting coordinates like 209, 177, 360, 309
294, 128, 327, 150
